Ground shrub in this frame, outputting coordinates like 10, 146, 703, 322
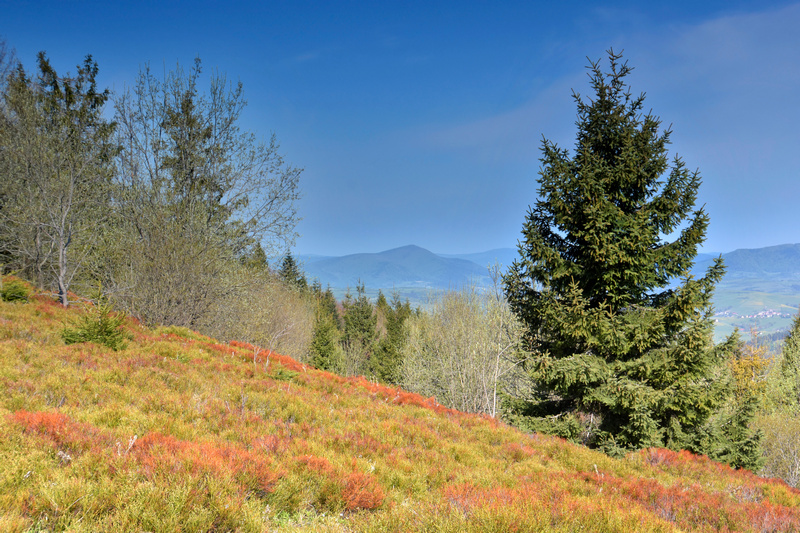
343, 472, 384, 511
62, 300, 129, 351
0, 278, 30, 302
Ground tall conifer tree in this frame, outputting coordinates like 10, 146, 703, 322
503, 51, 758, 463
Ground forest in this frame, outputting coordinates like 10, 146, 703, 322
1, 36, 799, 506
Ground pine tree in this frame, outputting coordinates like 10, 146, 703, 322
503, 51, 758, 464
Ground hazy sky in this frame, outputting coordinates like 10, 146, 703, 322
3, 1, 798, 256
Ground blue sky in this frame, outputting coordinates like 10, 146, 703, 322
3, 0, 798, 256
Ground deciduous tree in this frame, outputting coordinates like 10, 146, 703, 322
107, 59, 301, 326
403, 283, 526, 416
0, 53, 116, 306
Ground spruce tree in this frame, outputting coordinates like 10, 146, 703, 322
371, 291, 412, 384
341, 282, 376, 376
503, 51, 758, 463
279, 252, 307, 291
309, 280, 343, 372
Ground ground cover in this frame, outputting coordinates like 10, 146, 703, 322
1, 276, 799, 532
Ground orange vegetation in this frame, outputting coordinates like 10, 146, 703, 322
1, 277, 799, 532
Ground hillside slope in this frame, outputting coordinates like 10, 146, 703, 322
2, 280, 800, 532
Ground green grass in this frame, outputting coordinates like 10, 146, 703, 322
2, 275, 800, 531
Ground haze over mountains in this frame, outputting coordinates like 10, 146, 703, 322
300, 245, 516, 291
301, 243, 800, 339
692, 244, 800, 279
302, 243, 800, 291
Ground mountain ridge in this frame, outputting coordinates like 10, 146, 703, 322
692, 243, 800, 278
300, 243, 800, 339
302, 243, 800, 290
301, 244, 492, 289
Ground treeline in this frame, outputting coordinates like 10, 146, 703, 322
0, 47, 300, 328
274, 256, 528, 418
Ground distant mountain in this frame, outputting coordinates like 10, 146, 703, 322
301, 243, 800, 291
693, 243, 800, 279
300, 243, 800, 341
302, 245, 491, 290
439, 248, 518, 270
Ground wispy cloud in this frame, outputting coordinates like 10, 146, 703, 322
293, 50, 323, 63
419, 3, 800, 169
418, 74, 582, 162
411, 3, 800, 251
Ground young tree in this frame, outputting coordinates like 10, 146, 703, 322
371, 291, 412, 385
782, 314, 800, 389
0, 53, 116, 306
503, 51, 758, 463
341, 282, 376, 377
308, 280, 344, 372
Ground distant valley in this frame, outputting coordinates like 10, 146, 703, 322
300, 245, 517, 303
300, 243, 800, 342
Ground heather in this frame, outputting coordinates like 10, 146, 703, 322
2, 279, 799, 532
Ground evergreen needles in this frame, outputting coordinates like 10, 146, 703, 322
503, 50, 761, 466
62, 299, 128, 351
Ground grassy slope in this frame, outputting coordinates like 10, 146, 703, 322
2, 280, 800, 532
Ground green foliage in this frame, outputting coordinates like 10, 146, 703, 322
0, 277, 30, 302
104, 58, 301, 328
403, 284, 528, 416
712, 395, 765, 471
503, 51, 757, 466
755, 411, 800, 488
307, 281, 344, 372
279, 252, 308, 291
61, 300, 128, 351
340, 282, 377, 376
309, 314, 343, 372
0, 52, 116, 306
754, 313, 800, 487
371, 291, 412, 384
778, 313, 800, 410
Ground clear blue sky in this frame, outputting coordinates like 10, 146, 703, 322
3, 0, 798, 256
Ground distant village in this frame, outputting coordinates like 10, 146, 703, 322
715, 309, 794, 319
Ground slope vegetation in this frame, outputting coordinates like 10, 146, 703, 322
2, 280, 800, 532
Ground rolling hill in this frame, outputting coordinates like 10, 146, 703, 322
301, 245, 492, 291
691, 244, 800, 340
692, 244, 800, 279
2, 278, 800, 531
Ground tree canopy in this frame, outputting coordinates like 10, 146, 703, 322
503, 50, 760, 466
